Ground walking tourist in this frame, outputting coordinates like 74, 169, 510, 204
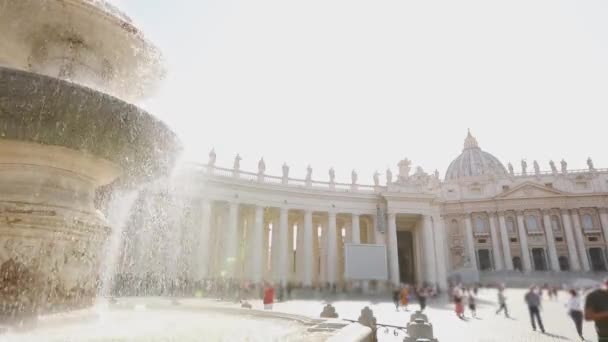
584, 279, 608, 341
468, 288, 477, 318
453, 285, 465, 319
566, 289, 584, 340
417, 286, 428, 312
392, 285, 400, 311
263, 283, 275, 310
400, 284, 410, 311
524, 286, 545, 333
496, 287, 509, 317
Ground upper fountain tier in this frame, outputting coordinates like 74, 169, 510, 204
0, 0, 164, 102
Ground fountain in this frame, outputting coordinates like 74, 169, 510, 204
0, 2, 372, 340
0, 0, 180, 321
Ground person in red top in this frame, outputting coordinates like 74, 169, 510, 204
263, 283, 275, 310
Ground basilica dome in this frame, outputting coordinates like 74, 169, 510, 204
445, 130, 508, 180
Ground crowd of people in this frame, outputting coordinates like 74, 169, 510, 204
445, 280, 608, 342
109, 272, 608, 341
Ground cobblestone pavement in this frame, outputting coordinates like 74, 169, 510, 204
229, 288, 597, 342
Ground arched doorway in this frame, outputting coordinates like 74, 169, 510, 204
397, 231, 415, 284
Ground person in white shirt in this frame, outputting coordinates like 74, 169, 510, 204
567, 289, 584, 340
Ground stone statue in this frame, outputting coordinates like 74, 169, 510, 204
434, 169, 439, 179
549, 160, 558, 175
533, 160, 540, 176
329, 167, 335, 183
208, 148, 216, 166
521, 159, 527, 175
306, 165, 312, 181
258, 158, 265, 174
386, 168, 393, 185
507, 162, 514, 176
398, 158, 412, 180
373, 171, 380, 186
282, 163, 289, 178
351, 169, 358, 185
233, 154, 241, 171
588, 157, 595, 171
561, 159, 568, 174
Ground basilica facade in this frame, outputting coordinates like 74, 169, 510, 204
120, 131, 608, 289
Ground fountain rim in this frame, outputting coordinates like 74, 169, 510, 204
0, 66, 182, 186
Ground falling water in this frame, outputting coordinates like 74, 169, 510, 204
99, 189, 140, 296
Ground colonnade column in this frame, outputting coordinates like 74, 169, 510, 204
542, 209, 560, 271
224, 202, 240, 277
387, 213, 400, 286
561, 209, 581, 271
463, 214, 478, 270
488, 213, 503, 270
422, 215, 437, 284
251, 206, 265, 282
278, 207, 290, 284
326, 211, 338, 285
198, 199, 213, 279
302, 210, 314, 287
351, 214, 361, 244
570, 209, 590, 271
497, 212, 514, 270
515, 211, 532, 272
599, 208, 608, 249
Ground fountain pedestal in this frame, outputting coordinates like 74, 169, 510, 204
0, 140, 119, 320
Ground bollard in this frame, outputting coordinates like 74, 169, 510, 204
404, 319, 437, 342
357, 306, 378, 342
320, 304, 338, 318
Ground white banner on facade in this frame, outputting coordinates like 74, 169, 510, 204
344, 243, 388, 280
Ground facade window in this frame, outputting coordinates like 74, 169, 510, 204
506, 217, 516, 234
475, 216, 486, 234
526, 215, 540, 232
582, 214, 594, 231
550, 215, 562, 232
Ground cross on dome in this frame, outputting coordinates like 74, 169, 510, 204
463, 129, 479, 150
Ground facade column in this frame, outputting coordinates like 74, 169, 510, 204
387, 213, 400, 286
251, 206, 265, 282
488, 212, 503, 270
497, 212, 514, 270
561, 209, 581, 271
515, 211, 532, 272
224, 202, 240, 277
422, 215, 437, 284
302, 210, 314, 287
326, 211, 338, 285
463, 214, 478, 270
599, 208, 608, 249
542, 209, 560, 271
433, 216, 448, 289
570, 209, 590, 271
351, 214, 361, 244
198, 199, 213, 279
278, 207, 290, 284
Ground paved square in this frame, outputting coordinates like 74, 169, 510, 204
224, 288, 598, 341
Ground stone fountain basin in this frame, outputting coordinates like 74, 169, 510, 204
0, 66, 180, 185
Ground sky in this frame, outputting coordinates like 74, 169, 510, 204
114, 0, 608, 183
